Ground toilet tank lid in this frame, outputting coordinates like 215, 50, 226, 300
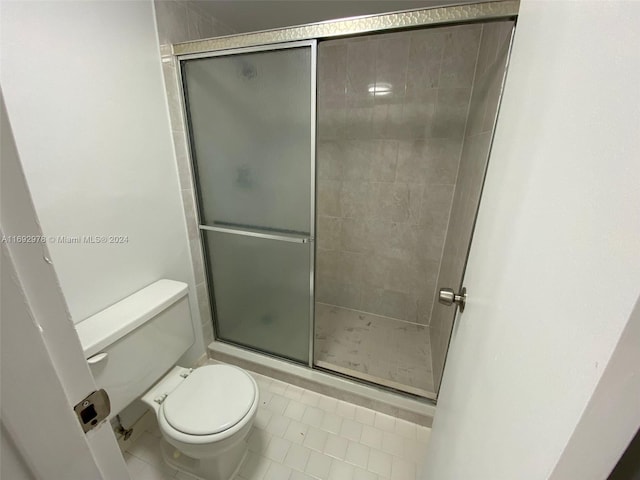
76, 279, 188, 358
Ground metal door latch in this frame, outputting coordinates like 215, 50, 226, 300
74, 389, 110, 433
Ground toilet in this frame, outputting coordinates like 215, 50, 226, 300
76, 279, 258, 480
142, 364, 258, 478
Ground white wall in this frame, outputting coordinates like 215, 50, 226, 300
0, 1, 204, 362
423, 1, 640, 479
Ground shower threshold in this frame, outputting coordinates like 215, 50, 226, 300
208, 340, 435, 426
314, 360, 432, 398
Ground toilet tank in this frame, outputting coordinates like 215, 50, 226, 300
75, 279, 195, 418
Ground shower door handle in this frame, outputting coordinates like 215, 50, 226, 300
438, 287, 467, 312
200, 225, 313, 244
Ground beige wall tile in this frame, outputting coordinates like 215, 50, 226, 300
372, 101, 404, 139
339, 180, 369, 218
342, 141, 374, 181
154, 0, 189, 45
439, 25, 482, 88
317, 102, 346, 140
155, 0, 236, 46
400, 90, 437, 139
172, 130, 192, 188
359, 254, 391, 289
344, 103, 374, 139
316, 216, 343, 251
346, 40, 376, 96
465, 72, 490, 136
196, 280, 211, 323
419, 184, 454, 230
375, 35, 410, 92
185, 5, 208, 42
369, 182, 411, 222
397, 138, 461, 185
360, 286, 415, 321
432, 87, 472, 139
407, 29, 445, 94
317, 140, 345, 181
369, 141, 399, 182
339, 218, 368, 253
180, 188, 199, 241
318, 44, 347, 100
316, 276, 362, 311
415, 225, 447, 265
317, 180, 343, 217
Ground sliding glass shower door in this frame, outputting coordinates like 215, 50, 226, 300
181, 42, 316, 364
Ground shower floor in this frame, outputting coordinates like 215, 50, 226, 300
314, 303, 435, 397
217, 301, 435, 398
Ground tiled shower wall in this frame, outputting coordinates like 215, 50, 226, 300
316, 25, 482, 327
154, 1, 236, 348
430, 21, 515, 389
154, 1, 235, 45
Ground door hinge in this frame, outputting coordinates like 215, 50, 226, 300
74, 389, 111, 433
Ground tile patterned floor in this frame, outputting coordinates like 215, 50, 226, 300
124, 367, 431, 480
315, 303, 435, 396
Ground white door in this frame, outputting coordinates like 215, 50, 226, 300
0, 94, 130, 480
423, 1, 640, 479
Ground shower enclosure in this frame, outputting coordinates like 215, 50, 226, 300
179, 1, 518, 400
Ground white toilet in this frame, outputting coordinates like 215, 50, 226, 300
76, 279, 258, 480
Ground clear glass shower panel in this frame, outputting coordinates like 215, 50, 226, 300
205, 231, 311, 363
182, 47, 312, 233
314, 22, 513, 398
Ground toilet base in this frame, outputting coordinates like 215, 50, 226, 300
160, 437, 247, 480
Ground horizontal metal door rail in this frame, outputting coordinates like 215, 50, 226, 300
199, 224, 313, 244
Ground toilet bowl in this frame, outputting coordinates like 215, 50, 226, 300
142, 364, 259, 479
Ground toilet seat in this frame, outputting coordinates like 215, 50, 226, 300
153, 364, 259, 449
161, 364, 256, 436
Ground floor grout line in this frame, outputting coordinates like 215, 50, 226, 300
123, 364, 431, 480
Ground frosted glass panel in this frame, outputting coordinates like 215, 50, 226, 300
183, 47, 312, 233
205, 231, 310, 363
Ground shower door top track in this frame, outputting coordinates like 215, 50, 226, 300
173, 0, 519, 57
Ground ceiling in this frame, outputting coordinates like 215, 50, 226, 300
193, 0, 472, 34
